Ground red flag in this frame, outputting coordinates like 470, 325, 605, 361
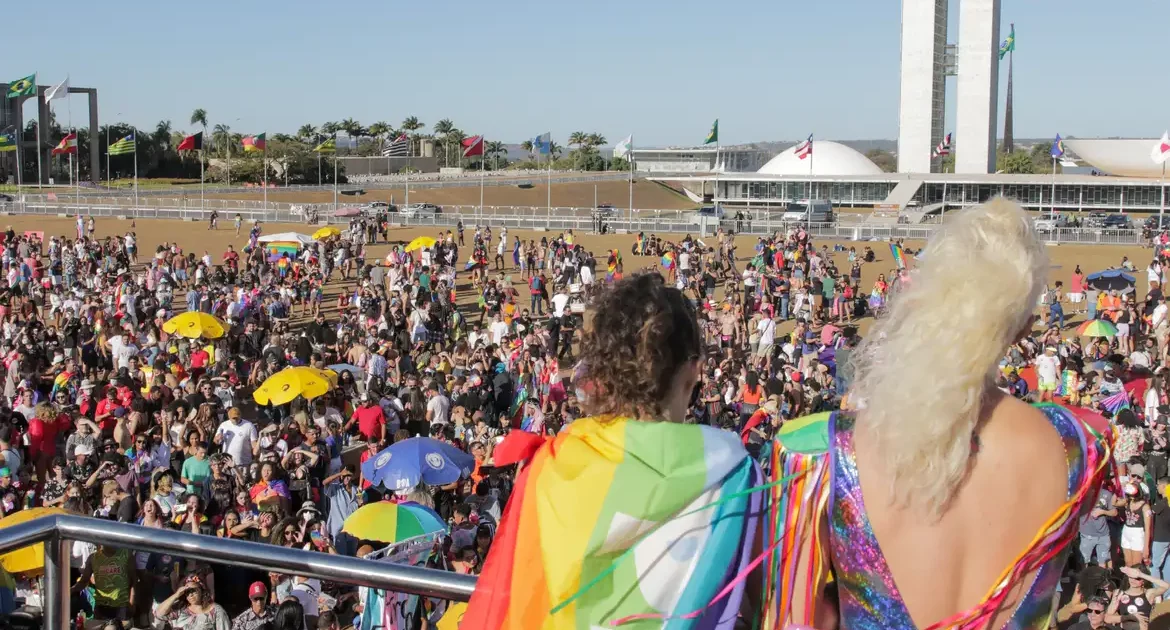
51, 133, 77, 155
462, 135, 484, 158
177, 131, 203, 152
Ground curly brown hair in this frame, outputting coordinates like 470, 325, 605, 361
578, 273, 701, 420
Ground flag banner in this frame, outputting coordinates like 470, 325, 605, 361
108, 134, 135, 156
0, 130, 15, 153
998, 24, 1016, 60
933, 132, 952, 158
51, 133, 77, 155
462, 135, 484, 158
242, 133, 266, 153
704, 120, 718, 145
313, 138, 336, 154
43, 78, 69, 102
534, 132, 551, 155
795, 134, 813, 160
890, 243, 907, 269
382, 134, 408, 157
613, 135, 632, 159
1152, 132, 1170, 165
176, 132, 203, 152
5, 74, 35, 99
1051, 134, 1065, 158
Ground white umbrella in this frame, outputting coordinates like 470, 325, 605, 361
256, 232, 315, 246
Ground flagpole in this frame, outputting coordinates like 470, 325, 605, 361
333, 152, 338, 211
262, 140, 268, 211
1050, 155, 1057, 221
317, 153, 321, 187
405, 138, 411, 206
34, 84, 42, 189
479, 137, 485, 214
1161, 162, 1166, 227
200, 148, 205, 210
628, 135, 634, 230
132, 128, 138, 207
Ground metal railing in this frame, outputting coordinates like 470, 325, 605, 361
0, 514, 476, 630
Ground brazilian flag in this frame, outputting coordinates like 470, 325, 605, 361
0, 130, 15, 153
6, 74, 35, 99
313, 138, 336, 154
704, 119, 718, 145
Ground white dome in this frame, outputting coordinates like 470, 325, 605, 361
1062, 138, 1161, 177
757, 140, 883, 176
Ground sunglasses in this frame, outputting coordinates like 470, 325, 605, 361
1087, 608, 1105, 614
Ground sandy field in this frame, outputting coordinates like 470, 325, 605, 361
3, 214, 1153, 339
197, 179, 695, 211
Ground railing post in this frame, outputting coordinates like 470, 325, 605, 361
43, 535, 70, 630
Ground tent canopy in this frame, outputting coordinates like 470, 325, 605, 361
257, 232, 315, 246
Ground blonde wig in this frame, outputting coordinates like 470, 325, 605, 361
851, 198, 1048, 517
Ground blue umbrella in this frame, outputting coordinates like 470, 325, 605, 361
361, 437, 476, 492
1085, 269, 1136, 293
327, 363, 361, 375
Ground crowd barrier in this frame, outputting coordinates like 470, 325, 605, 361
0, 201, 1147, 246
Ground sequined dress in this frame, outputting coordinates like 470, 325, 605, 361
827, 404, 1102, 630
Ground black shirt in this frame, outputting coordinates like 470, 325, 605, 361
1153, 498, 1170, 542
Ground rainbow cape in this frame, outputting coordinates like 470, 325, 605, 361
889, 243, 906, 269
464, 417, 761, 629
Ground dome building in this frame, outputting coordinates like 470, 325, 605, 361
757, 141, 884, 176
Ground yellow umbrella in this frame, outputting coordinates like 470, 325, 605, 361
404, 236, 436, 253
162, 312, 227, 339
0, 508, 67, 575
253, 367, 334, 406
436, 603, 467, 630
312, 226, 341, 240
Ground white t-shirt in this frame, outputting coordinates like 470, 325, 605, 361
108, 337, 139, 370
1034, 354, 1061, 383
291, 578, 321, 620
216, 420, 258, 466
757, 317, 776, 347
679, 252, 691, 271
490, 320, 510, 345
427, 395, 451, 425
1154, 303, 1169, 330
580, 266, 593, 286
551, 294, 570, 317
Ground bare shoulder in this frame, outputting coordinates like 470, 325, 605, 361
973, 395, 1069, 509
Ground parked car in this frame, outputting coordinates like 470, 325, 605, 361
366, 201, 396, 213
0, 194, 12, 203
782, 200, 834, 223
1144, 215, 1170, 230
1083, 212, 1108, 228
688, 205, 725, 225
1101, 214, 1131, 228
399, 203, 442, 218
1033, 213, 1072, 233
594, 204, 619, 217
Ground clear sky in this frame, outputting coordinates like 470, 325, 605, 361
4, 0, 1167, 146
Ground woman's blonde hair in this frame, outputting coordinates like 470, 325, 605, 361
851, 198, 1047, 517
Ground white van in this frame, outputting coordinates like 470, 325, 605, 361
782, 200, 834, 223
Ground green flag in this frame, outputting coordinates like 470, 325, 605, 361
6, 74, 35, 99
313, 138, 336, 154
998, 24, 1015, 60
0, 130, 15, 153
108, 134, 136, 156
704, 119, 719, 145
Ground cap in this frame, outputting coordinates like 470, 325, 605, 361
227, 407, 241, 419
248, 582, 267, 599
79, 379, 94, 390
74, 444, 93, 457
299, 500, 320, 513
113, 407, 127, 418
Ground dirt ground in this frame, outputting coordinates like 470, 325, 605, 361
1, 215, 1150, 337
199, 179, 695, 211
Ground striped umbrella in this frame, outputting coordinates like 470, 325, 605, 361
1076, 319, 1118, 338
342, 501, 447, 543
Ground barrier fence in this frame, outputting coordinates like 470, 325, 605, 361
0, 200, 1147, 246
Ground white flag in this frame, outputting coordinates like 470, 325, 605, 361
1152, 131, 1170, 165
613, 135, 632, 159
43, 77, 69, 102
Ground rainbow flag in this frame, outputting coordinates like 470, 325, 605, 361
266, 242, 300, 261
1059, 369, 1078, 398
464, 417, 761, 629
661, 251, 675, 270
890, 243, 906, 269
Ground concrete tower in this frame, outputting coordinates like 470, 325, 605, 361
897, 0, 949, 173
954, 0, 1002, 173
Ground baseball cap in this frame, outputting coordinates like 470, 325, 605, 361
248, 582, 267, 599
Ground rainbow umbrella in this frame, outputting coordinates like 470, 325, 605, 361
341, 501, 447, 543
1076, 319, 1118, 338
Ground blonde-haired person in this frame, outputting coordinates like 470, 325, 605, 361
778, 198, 1111, 629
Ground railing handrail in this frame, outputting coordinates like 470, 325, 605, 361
0, 514, 477, 600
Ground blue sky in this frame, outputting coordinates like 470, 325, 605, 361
5, 0, 1167, 146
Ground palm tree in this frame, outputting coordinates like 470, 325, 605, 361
367, 122, 391, 153
520, 140, 534, 160
585, 133, 606, 148
153, 120, 173, 151
548, 141, 562, 160
568, 131, 586, 149
447, 129, 467, 167
188, 110, 207, 173
339, 118, 362, 152
433, 119, 454, 166
212, 124, 232, 158
401, 116, 424, 157
485, 140, 507, 170
296, 124, 317, 144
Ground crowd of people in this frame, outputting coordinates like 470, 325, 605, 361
0, 198, 1164, 629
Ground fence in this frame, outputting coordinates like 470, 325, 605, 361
0, 200, 1147, 245
0, 513, 475, 630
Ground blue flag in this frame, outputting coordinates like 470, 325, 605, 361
1051, 134, 1065, 158
534, 132, 551, 154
